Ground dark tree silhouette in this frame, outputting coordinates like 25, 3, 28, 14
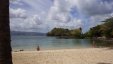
0, 0, 13, 64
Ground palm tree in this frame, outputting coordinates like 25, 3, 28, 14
0, 0, 13, 64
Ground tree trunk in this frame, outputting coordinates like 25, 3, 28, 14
0, 0, 13, 64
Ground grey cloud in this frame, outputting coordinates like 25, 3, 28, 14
10, 0, 113, 32
69, 0, 113, 16
10, 13, 44, 32
47, 0, 83, 29
67, 0, 113, 30
10, 8, 27, 18
48, 0, 71, 23
10, 0, 23, 5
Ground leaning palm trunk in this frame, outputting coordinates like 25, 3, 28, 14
0, 0, 13, 64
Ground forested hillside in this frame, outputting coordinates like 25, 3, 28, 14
84, 17, 113, 38
47, 28, 82, 38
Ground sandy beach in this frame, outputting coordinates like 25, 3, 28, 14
12, 48, 113, 64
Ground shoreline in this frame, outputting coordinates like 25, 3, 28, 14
12, 48, 113, 64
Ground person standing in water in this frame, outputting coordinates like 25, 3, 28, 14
92, 41, 96, 48
37, 45, 40, 51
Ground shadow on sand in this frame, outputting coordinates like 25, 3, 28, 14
97, 62, 111, 64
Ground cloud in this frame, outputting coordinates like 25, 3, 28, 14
10, 0, 23, 5
9, 0, 51, 32
89, 13, 113, 27
55, 19, 82, 29
10, 0, 113, 32
48, 0, 71, 22
10, 14, 45, 32
10, 8, 45, 32
66, 0, 113, 32
10, 8, 27, 18
68, 0, 113, 16
47, 0, 82, 29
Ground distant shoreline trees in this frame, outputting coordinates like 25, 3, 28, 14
47, 28, 82, 38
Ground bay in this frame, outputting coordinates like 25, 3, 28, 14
11, 35, 111, 51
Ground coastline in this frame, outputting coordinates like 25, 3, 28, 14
12, 48, 113, 64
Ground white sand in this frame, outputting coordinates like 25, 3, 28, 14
12, 48, 113, 64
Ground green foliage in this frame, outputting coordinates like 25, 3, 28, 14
89, 25, 102, 37
47, 28, 70, 36
70, 28, 82, 38
47, 28, 82, 38
101, 18, 113, 38
85, 17, 113, 38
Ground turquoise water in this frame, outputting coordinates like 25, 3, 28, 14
11, 35, 110, 51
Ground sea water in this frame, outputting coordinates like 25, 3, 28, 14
11, 35, 110, 51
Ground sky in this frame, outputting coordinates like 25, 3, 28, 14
10, 0, 113, 33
